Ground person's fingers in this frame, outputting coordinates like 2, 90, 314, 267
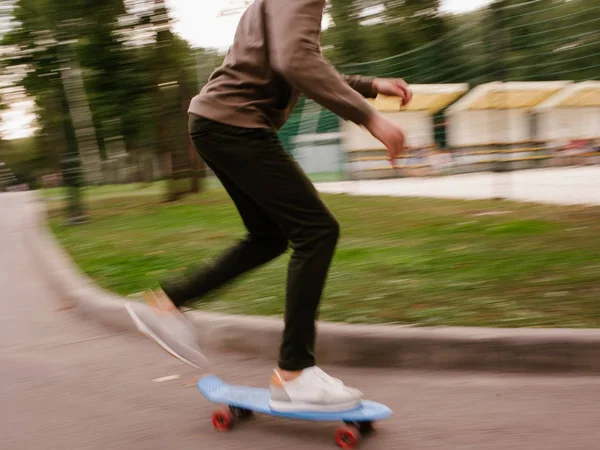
389, 143, 399, 167
391, 79, 411, 105
399, 133, 406, 158
394, 82, 411, 106
405, 86, 413, 104
388, 133, 406, 167
397, 131, 407, 161
366, 112, 407, 168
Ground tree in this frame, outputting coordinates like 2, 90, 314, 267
1, 1, 129, 186
324, 0, 447, 73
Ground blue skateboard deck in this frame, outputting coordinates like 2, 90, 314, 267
197, 375, 392, 422
198, 375, 391, 447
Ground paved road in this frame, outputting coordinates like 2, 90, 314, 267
2, 193, 600, 450
316, 167, 600, 206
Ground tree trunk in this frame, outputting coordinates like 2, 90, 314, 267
58, 40, 103, 185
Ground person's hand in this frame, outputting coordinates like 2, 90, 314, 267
372, 78, 413, 107
365, 112, 407, 167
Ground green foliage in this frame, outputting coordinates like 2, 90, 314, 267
0, 0, 221, 183
324, 0, 600, 84
323, 0, 447, 69
1, 0, 599, 179
0, 136, 45, 185
47, 185, 600, 327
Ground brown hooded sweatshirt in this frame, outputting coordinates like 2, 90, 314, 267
188, 0, 377, 132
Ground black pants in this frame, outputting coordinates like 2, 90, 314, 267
160, 115, 340, 371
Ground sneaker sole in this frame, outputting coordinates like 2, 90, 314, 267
125, 302, 210, 370
269, 399, 362, 413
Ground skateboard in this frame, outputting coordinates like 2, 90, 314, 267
197, 375, 392, 449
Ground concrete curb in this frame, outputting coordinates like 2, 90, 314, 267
24, 192, 600, 373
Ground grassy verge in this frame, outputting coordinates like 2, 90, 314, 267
46, 183, 600, 328
41, 172, 344, 202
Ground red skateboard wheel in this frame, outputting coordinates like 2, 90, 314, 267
334, 425, 361, 449
212, 408, 234, 432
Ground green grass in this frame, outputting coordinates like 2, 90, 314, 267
46, 183, 600, 328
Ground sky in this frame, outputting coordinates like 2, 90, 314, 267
167, 0, 494, 50
1, 0, 493, 140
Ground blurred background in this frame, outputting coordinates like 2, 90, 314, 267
0, 0, 598, 199
1, 0, 599, 328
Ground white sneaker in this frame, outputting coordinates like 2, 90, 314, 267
269, 367, 363, 413
125, 301, 210, 370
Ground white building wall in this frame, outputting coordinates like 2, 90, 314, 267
447, 109, 532, 146
343, 111, 434, 150
536, 107, 600, 142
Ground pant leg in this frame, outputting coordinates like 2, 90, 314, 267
159, 122, 289, 308
187, 116, 340, 371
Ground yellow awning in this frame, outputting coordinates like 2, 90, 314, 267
368, 83, 469, 115
448, 81, 572, 112
535, 81, 600, 109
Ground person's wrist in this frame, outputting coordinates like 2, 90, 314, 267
371, 78, 380, 97
364, 109, 375, 130
365, 109, 383, 131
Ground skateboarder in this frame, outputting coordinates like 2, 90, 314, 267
132, 0, 412, 413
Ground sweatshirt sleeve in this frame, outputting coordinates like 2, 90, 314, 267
264, 0, 376, 125
342, 75, 377, 99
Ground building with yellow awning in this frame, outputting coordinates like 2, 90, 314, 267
534, 81, 600, 142
341, 83, 469, 179
446, 81, 571, 147
344, 83, 468, 151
